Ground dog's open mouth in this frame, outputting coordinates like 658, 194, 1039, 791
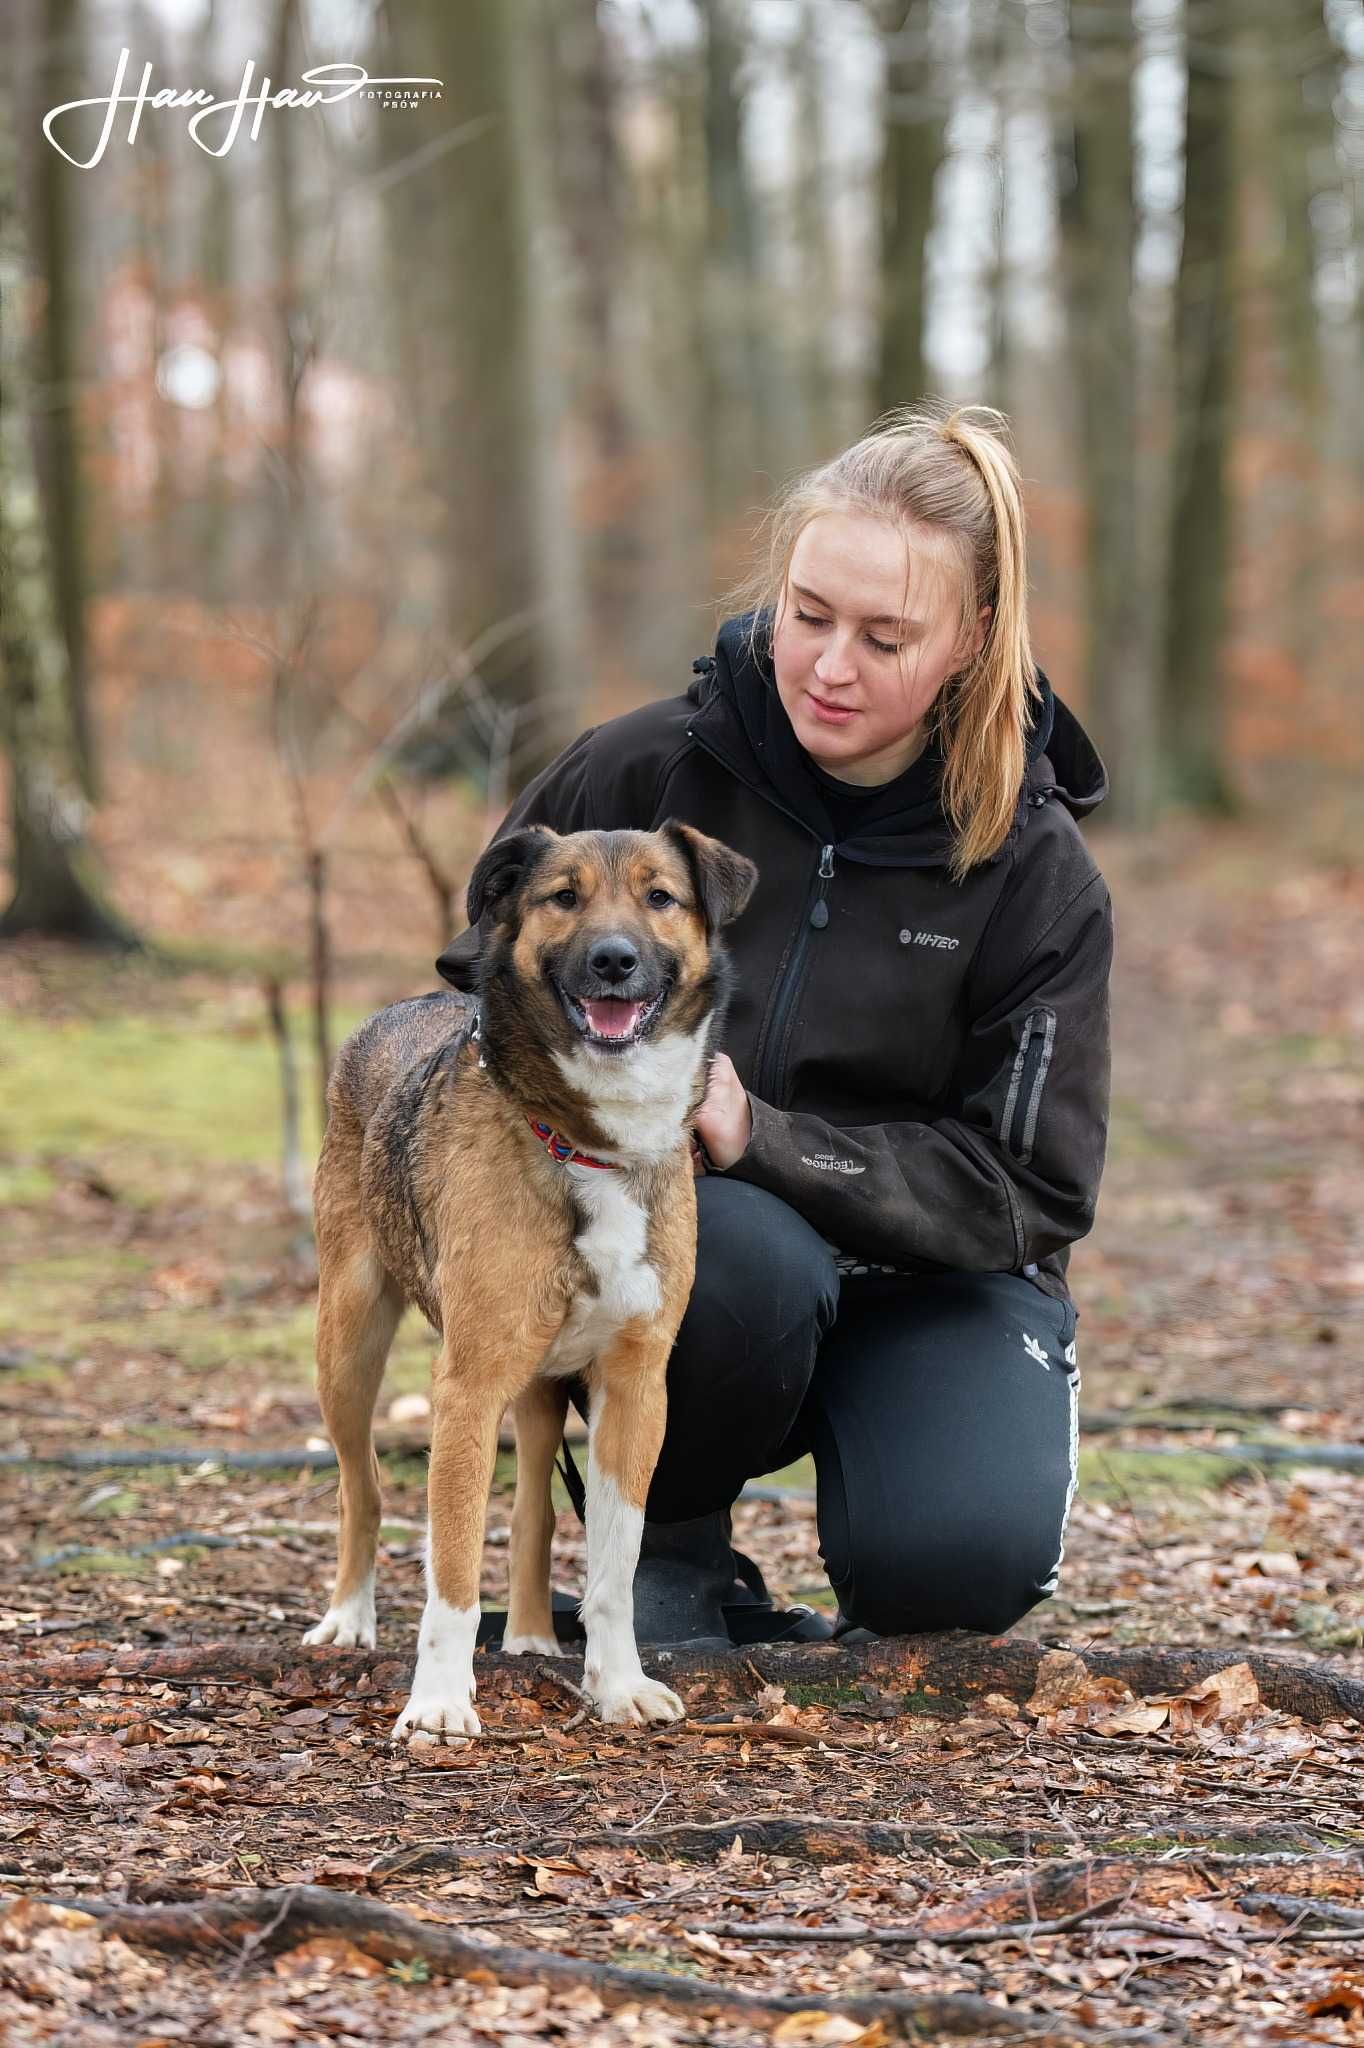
557, 984, 668, 1051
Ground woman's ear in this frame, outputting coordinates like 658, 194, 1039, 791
660, 819, 758, 932
969, 604, 992, 662
465, 825, 558, 929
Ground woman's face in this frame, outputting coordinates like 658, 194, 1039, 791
771, 510, 987, 786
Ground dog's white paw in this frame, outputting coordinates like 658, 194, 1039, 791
591, 1676, 686, 1727
392, 1692, 481, 1742
302, 1596, 376, 1651
502, 1633, 565, 1657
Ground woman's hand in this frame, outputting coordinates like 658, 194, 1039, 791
692, 1051, 752, 1173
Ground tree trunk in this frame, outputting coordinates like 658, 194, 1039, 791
266, 0, 306, 598
1264, 0, 1340, 701
790, 2, 837, 457
435, 0, 563, 778
1059, 3, 1153, 827
545, 0, 640, 684
698, 0, 772, 552
193, 0, 234, 605
876, 0, 943, 416
1160, 3, 1237, 812
0, 73, 137, 947
29, 0, 94, 797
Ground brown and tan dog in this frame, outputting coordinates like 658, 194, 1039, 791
302, 821, 757, 1740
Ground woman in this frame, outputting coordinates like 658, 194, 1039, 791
444, 402, 1112, 1649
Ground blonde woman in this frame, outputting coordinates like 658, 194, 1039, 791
443, 403, 1111, 1650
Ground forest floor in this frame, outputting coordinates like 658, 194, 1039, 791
1, 800, 1362, 2045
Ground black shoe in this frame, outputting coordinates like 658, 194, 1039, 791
722, 1546, 835, 1644
632, 1510, 736, 1650
831, 1605, 879, 1645
634, 1511, 836, 1649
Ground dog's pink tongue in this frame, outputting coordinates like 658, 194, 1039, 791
583, 997, 643, 1040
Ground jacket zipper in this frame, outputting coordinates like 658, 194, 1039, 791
753, 842, 835, 1107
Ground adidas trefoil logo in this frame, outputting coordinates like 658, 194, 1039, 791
1022, 1333, 1051, 1369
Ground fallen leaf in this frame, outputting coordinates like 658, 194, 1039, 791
273, 1936, 384, 1980
1024, 1646, 1097, 1712
244, 2008, 300, 2040
1304, 1975, 1364, 2018
771, 2014, 873, 2045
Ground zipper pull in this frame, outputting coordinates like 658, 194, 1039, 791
818, 844, 835, 879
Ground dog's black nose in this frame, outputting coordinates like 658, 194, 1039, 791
587, 936, 639, 984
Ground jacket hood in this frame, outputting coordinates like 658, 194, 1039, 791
687, 612, 1107, 868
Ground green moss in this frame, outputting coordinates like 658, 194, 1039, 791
82, 1489, 139, 1519
1293, 1604, 1364, 1652
48, 1550, 145, 1578
605, 1947, 704, 1979
899, 1688, 964, 1718
958, 1836, 1011, 1861
1078, 1447, 1254, 1500
785, 1680, 869, 1710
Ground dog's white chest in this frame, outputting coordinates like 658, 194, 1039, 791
541, 1173, 662, 1379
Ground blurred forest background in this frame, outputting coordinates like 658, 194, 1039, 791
3, 0, 1362, 977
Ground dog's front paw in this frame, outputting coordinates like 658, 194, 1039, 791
302, 1594, 376, 1651
502, 1633, 565, 1657
392, 1692, 481, 1742
591, 1676, 686, 1727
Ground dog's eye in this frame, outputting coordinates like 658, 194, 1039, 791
552, 888, 577, 909
646, 889, 674, 910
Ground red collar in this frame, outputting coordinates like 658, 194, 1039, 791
525, 1117, 616, 1170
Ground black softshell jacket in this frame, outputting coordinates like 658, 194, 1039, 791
444, 614, 1113, 1308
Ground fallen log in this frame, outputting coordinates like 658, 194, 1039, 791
5, 1884, 1157, 2043
1, 1413, 583, 1472
371, 1821, 1363, 1878
0, 1436, 429, 1473
3, 1633, 1361, 1726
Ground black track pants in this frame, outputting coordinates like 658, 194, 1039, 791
638, 1176, 1081, 1638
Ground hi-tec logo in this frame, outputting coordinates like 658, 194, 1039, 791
900, 929, 959, 950
43, 49, 445, 169
801, 1154, 865, 1175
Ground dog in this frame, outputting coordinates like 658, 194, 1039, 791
302, 820, 758, 1740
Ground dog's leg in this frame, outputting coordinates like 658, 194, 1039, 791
303, 1238, 402, 1651
504, 1376, 571, 1656
394, 1340, 549, 1741
581, 1341, 686, 1726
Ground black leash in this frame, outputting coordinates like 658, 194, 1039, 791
556, 1437, 589, 1523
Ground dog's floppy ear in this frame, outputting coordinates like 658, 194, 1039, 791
660, 820, 758, 932
435, 826, 558, 989
466, 825, 558, 928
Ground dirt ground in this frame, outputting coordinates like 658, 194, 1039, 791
2, 794, 1363, 2045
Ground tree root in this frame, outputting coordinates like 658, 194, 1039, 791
8, 1884, 1159, 2043
4, 1632, 1362, 1726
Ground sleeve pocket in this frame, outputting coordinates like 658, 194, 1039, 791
1001, 1006, 1056, 1165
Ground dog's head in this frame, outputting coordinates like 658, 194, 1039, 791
437, 822, 756, 1061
